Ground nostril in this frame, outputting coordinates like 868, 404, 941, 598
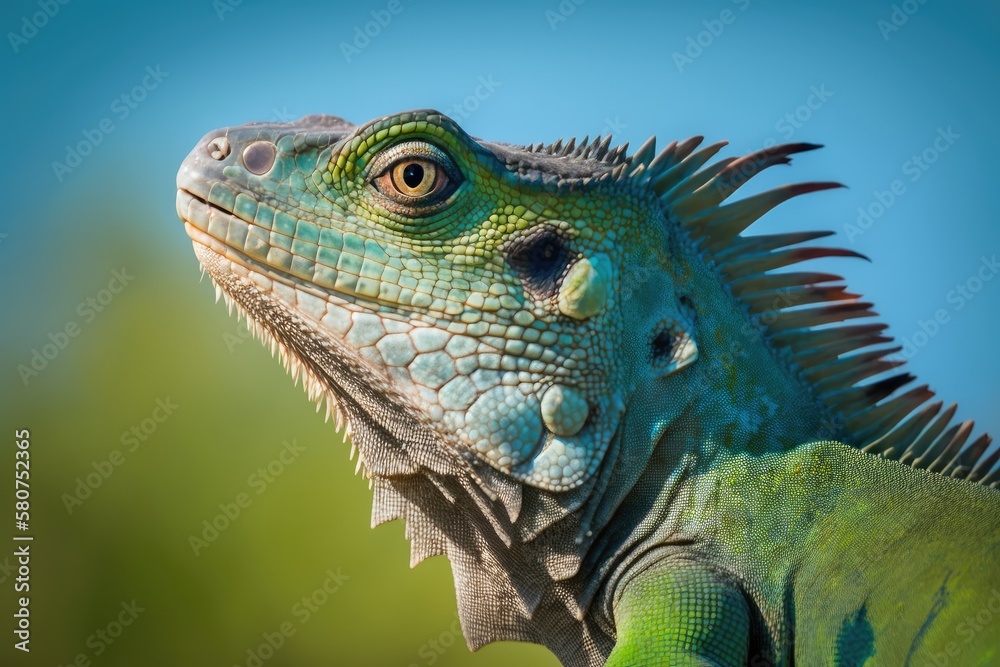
242, 141, 276, 175
206, 137, 231, 160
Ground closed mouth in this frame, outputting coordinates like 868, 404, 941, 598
176, 187, 368, 311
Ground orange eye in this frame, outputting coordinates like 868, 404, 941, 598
368, 142, 462, 209
389, 159, 439, 197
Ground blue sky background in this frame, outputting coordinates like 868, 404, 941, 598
1, 1, 998, 665
4, 0, 999, 423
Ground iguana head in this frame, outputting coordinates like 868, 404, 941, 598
176, 110, 711, 495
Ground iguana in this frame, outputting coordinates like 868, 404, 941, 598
175, 110, 1000, 666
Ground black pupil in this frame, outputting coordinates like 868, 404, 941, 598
402, 163, 424, 188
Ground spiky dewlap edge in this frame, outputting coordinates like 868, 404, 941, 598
200, 267, 379, 480
562, 132, 998, 488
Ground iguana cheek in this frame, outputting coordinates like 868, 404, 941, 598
515, 391, 626, 491
251, 270, 620, 491
456, 383, 590, 470
457, 382, 622, 492
462, 385, 545, 469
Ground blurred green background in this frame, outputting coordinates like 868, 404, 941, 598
2, 1, 999, 665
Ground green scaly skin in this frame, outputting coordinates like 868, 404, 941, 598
176, 110, 1000, 666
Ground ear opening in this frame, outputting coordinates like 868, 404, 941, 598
649, 307, 698, 379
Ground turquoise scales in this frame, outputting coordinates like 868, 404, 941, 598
177, 110, 1000, 666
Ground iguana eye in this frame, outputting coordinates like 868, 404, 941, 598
387, 158, 439, 197
368, 141, 461, 208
